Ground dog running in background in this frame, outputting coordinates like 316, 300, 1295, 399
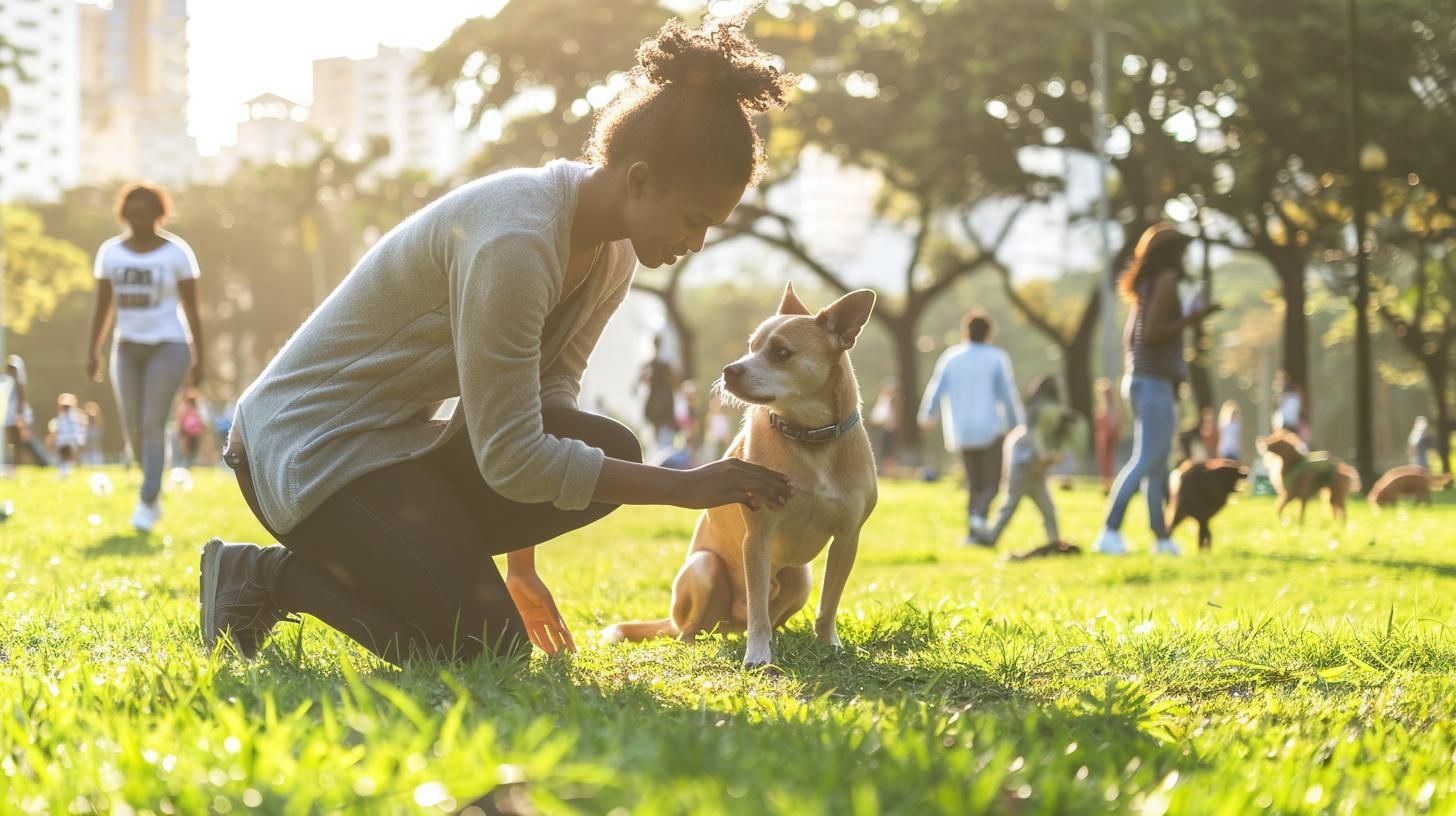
1259, 429, 1361, 525
1167, 458, 1248, 550
1367, 465, 1452, 510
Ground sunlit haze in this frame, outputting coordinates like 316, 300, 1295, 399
185, 0, 505, 155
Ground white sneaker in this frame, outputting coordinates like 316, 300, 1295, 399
970, 515, 987, 534
1091, 528, 1128, 555
1154, 537, 1183, 556
131, 500, 161, 532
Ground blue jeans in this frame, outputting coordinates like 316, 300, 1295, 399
112, 341, 191, 504
1103, 375, 1176, 537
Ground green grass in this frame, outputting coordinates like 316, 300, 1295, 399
2, 466, 1455, 815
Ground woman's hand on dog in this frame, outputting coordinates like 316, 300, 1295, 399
682, 459, 795, 511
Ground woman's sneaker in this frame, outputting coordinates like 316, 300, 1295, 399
199, 539, 296, 659
1091, 528, 1128, 555
1154, 537, 1183, 556
131, 500, 161, 532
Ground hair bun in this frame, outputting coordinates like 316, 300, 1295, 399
636, 16, 793, 114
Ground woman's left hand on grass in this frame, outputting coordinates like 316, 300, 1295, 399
506, 570, 577, 655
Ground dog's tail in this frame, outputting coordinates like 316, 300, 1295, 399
600, 619, 679, 643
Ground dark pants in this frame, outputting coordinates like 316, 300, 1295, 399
960, 438, 1004, 525
232, 408, 640, 664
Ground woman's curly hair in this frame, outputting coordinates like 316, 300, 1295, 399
585, 12, 795, 188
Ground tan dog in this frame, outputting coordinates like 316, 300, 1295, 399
1258, 429, 1361, 525
604, 283, 878, 667
1367, 465, 1452, 509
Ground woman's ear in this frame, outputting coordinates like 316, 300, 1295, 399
627, 162, 652, 200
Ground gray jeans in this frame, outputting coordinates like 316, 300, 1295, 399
112, 341, 190, 503
988, 460, 1059, 545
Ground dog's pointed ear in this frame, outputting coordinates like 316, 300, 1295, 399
816, 289, 877, 350
778, 282, 811, 316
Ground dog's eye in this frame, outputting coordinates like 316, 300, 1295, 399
773, 346, 794, 362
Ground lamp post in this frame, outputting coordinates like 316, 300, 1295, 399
1347, 0, 1379, 485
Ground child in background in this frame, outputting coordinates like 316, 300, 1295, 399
50, 393, 89, 478
175, 392, 206, 468
976, 376, 1086, 549
82, 401, 105, 465
1218, 400, 1242, 460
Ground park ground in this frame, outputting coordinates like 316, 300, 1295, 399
1, 466, 1454, 815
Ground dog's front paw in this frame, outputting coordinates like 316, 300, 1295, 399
815, 621, 842, 654
742, 639, 774, 669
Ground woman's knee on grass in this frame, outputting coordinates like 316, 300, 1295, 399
543, 409, 642, 464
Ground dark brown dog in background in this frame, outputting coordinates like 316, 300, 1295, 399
1367, 465, 1452, 510
1167, 458, 1248, 551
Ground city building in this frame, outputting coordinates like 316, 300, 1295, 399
76, 0, 195, 188
0, 0, 80, 203
310, 45, 474, 181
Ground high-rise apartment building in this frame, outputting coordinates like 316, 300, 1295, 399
76, 0, 194, 188
0, 0, 80, 203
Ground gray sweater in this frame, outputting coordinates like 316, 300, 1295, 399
235, 160, 637, 534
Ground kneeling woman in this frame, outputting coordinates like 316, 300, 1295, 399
201, 17, 797, 664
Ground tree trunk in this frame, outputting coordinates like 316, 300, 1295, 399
1429, 360, 1452, 476
1269, 246, 1310, 418
1066, 286, 1100, 434
1188, 323, 1215, 412
889, 316, 924, 467
662, 298, 697, 387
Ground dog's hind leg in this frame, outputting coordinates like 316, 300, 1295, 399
770, 565, 812, 629
670, 550, 737, 642
1198, 519, 1212, 551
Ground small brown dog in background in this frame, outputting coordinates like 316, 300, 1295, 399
603, 283, 878, 668
1167, 458, 1248, 551
1258, 429, 1361, 525
1367, 465, 1452, 510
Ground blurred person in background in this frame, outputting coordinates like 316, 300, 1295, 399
918, 309, 1023, 545
869, 378, 902, 476
87, 184, 205, 532
1091, 225, 1220, 557
1217, 400, 1242, 461
4, 355, 50, 469
1093, 377, 1120, 494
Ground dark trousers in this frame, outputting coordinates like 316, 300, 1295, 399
960, 438, 1004, 525
233, 409, 640, 664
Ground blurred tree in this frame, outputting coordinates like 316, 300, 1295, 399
0, 208, 91, 334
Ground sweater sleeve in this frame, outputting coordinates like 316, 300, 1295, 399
450, 230, 604, 509
540, 252, 634, 412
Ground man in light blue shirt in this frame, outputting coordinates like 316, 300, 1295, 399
918, 311, 1024, 544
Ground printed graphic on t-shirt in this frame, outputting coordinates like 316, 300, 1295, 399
115, 266, 161, 309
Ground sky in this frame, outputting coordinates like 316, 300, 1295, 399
184, 0, 505, 155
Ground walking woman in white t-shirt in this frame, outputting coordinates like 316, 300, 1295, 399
87, 185, 205, 532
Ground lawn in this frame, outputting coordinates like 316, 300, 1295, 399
1, 465, 1454, 815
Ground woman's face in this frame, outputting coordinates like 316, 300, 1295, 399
621, 163, 744, 268
120, 196, 163, 233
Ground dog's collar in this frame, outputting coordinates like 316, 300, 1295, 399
767, 409, 861, 443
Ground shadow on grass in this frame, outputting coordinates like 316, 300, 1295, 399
1224, 547, 1456, 579
82, 531, 155, 558
197, 623, 1203, 814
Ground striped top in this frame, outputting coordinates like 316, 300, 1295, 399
1124, 268, 1186, 383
